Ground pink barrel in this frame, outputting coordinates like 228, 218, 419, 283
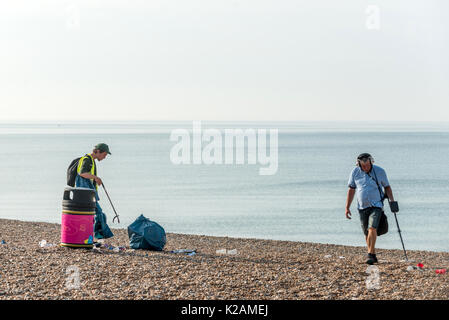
60, 187, 96, 248
60, 211, 95, 248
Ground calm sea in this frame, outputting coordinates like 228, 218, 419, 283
0, 121, 448, 252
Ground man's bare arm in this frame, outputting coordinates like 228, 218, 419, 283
384, 186, 394, 202
79, 173, 102, 186
345, 188, 356, 219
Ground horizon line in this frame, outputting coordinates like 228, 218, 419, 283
2, 120, 449, 124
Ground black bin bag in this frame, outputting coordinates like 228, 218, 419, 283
127, 214, 166, 251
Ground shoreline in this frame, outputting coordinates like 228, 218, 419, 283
0, 218, 448, 300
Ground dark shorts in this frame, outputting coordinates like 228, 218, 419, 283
358, 207, 383, 236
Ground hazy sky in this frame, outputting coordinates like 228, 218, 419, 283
0, 0, 448, 121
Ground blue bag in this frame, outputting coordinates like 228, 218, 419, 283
127, 214, 166, 251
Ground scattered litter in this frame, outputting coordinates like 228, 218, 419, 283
406, 264, 426, 272
216, 249, 238, 255
113, 247, 120, 253
39, 240, 56, 248
435, 269, 446, 275
324, 254, 332, 259
0, 240, 6, 245
187, 252, 196, 256
171, 249, 196, 254
91, 246, 101, 253
339, 256, 345, 259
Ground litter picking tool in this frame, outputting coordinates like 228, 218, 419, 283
102, 182, 120, 223
390, 201, 408, 262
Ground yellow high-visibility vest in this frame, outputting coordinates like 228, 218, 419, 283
76, 154, 97, 189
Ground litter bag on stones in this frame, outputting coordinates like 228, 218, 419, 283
127, 214, 166, 251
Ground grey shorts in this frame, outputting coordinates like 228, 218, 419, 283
358, 207, 383, 236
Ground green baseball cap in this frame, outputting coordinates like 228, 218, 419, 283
95, 143, 111, 155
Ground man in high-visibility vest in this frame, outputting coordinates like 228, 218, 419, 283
75, 143, 114, 239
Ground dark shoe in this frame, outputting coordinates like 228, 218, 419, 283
366, 253, 378, 265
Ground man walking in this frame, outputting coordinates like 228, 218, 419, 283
75, 143, 114, 240
345, 153, 395, 265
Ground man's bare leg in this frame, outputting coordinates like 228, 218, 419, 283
367, 227, 377, 254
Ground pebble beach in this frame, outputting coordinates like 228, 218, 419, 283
0, 218, 448, 300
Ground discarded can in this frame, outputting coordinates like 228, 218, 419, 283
417, 263, 424, 269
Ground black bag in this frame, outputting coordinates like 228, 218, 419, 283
67, 157, 81, 187
377, 211, 388, 236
